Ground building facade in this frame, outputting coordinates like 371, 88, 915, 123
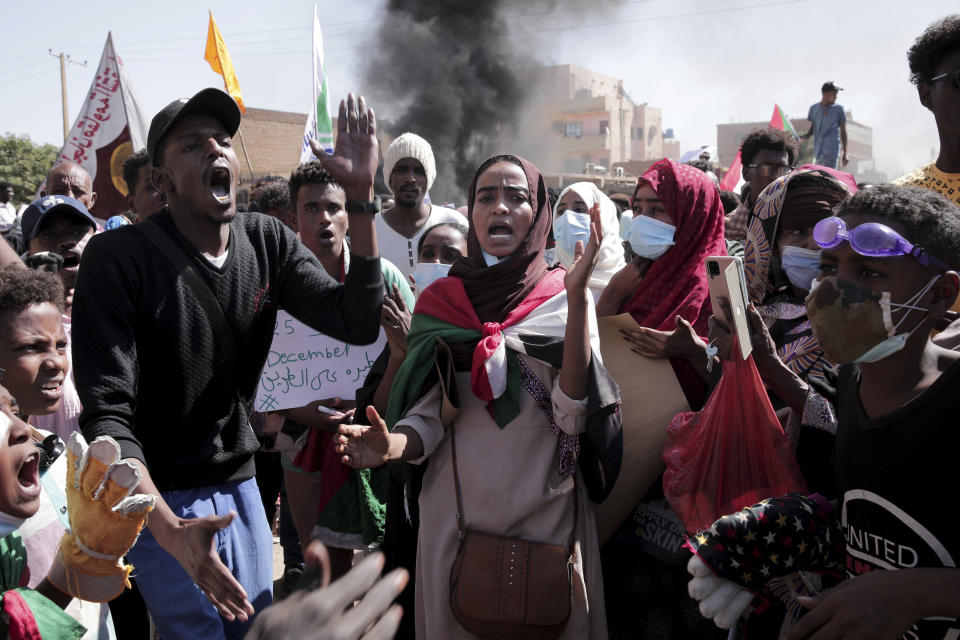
717, 114, 876, 179
512, 64, 671, 176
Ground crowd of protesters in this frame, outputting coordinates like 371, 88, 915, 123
0, 13, 959, 640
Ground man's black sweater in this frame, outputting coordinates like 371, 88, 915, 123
71, 209, 383, 491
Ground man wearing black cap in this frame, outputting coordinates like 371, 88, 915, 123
802, 81, 848, 169
70, 88, 384, 639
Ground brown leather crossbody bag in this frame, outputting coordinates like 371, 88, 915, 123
446, 407, 577, 640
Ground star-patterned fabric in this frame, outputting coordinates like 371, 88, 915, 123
687, 493, 845, 594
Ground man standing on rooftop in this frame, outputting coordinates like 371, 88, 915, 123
802, 81, 848, 169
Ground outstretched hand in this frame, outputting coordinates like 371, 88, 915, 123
165, 511, 254, 622
621, 314, 706, 361
310, 93, 378, 199
245, 543, 407, 640
336, 406, 392, 469
563, 203, 603, 296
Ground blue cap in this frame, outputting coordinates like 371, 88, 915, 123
21, 195, 97, 243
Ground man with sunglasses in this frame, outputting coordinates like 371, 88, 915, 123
894, 15, 960, 209
724, 127, 798, 242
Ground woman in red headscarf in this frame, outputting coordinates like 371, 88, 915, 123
337, 155, 620, 639
597, 158, 727, 408
597, 159, 729, 639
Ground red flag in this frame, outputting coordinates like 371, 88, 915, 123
769, 104, 798, 137
721, 150, 742, 191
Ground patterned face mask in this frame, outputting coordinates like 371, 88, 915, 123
805, 275, 939, 364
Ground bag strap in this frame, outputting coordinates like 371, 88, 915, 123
134, 222, 240, 365
449, 403, 579, 558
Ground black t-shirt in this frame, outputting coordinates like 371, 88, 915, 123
835, 360, 960, 639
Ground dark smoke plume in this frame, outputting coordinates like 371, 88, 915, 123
365, 0, 530, 204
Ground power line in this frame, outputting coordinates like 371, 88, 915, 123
54, 0, 805, 57
0, 48, 46, 65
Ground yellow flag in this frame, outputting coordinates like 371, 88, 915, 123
204, 11, 245, 112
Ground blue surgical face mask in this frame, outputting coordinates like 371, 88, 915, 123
780, 245, 821, 291
552, 210, 591, 267
543, 247, 558, 267
618, 211, 633, 241
629, 215, 676, 260
411, 262, 451, 296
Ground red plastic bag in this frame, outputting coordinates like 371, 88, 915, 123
662, 351, 807, 533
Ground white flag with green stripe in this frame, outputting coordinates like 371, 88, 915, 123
300, 4, 333, 163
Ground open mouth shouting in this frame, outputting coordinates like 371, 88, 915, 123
38, 376, 64, 403
208, 162, 233, 206
17, 449, 41, 501
61, 252, 80, 273
316, 226, 337, 246
486, 222, 515, 244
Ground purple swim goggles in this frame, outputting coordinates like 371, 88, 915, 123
813, 216, 949, 271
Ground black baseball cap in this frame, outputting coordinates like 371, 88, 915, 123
147, 88, 242, 165
821, 81, 843, 93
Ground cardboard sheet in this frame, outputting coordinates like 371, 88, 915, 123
594, 313, 690, 544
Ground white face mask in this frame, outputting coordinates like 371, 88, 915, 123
629, 215, 676, 260
807, 274, 941, 364
552, 210, 592, 267
411, 262, 452, 296
780, 245, 821, 291
854, 275, 941, 363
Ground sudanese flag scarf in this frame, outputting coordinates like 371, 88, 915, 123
621, 159, 727, 407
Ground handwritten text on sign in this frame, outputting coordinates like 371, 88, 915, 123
254, 310, 386, 412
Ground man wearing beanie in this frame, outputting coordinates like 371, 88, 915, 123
376, 132, 466, 281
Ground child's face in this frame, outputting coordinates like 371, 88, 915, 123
817, 213, 950, 326
0, 302, 68, 417
0, 385, 42, 519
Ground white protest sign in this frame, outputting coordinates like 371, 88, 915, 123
255, 310, 386, 412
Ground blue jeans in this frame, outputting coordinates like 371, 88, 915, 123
815, 154, 839, 169
127, 477, 273, 640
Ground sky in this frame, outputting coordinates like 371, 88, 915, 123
1, 0, 954, 180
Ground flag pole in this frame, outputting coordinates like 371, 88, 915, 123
236, 128, 255, 180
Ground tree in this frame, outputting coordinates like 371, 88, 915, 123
0, 133, 58, 206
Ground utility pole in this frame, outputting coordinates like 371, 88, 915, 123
48, 50, 87, 143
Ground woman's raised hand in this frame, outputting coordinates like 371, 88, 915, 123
563, 202, 603, 296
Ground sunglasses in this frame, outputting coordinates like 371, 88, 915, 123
929, 68, 960, 91
813, 216, 950, 271
747, 163, 790, 178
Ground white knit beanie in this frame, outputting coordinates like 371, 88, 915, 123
383, 133, 437, 193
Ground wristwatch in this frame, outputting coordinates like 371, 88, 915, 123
346, 196, 382, 215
